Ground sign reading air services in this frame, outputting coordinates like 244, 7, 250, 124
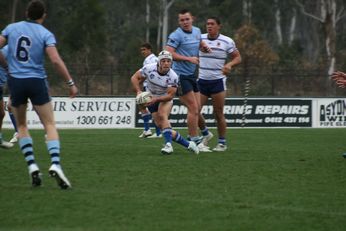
316, 98, 346, 128
136, 98, 312, 128
2, 97, 135, 129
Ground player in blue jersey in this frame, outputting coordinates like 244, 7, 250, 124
0, 0, 78, 189
166, 9, 213, 151
138, 43, 161, 138
131, 50, 199, 155
0, 46, 14, 149
198, 17, 241, 151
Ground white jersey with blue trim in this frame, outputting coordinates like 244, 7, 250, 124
0, 45, 9, 86
143, 53, 158, 66
1, 20, 56, 79
140, 63, 178, 97
142, 53, 158, 89
199, 33, 237, 80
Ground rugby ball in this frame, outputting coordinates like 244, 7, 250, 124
136, 92, 152, 105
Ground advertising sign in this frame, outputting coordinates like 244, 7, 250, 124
315, 98, 346, 128
2, 97, 136, 129
136, 98, 312, 128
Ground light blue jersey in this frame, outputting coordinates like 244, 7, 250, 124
1, 21, 56, 79
166, 26, 201, 76
0, 46, 9, 86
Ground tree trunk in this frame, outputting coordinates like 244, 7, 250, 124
161, 0, 175, 49
242, 0, 252, 23
11, 0, 18, 22
288, 8, 297, 45
274, 0, 282, 45
156, 8, 162, 50
145, 0, 150, 43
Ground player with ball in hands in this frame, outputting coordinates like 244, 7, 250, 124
131, 50, 199, 155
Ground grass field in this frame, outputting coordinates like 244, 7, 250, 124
0, 128, 345, 231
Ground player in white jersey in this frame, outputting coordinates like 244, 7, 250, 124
131, 50, 199, 155
0, 0, 78, 188
0, 46, 14, 148
198, 17, 241, 152
138, 43, 161, 138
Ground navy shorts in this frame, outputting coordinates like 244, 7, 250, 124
147, 101, 160, 113
8, 77, 51, 107
197, 78, 226, 97
0, 86, 3, 101
177, 74, 199, 96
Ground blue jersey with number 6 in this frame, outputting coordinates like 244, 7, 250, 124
1, 20, 56, 79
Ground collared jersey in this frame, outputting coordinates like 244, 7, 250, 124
166, 26, 201, 76
140, 63, 178, 97
0, 45, 9, 86
143, 53, 158, 66
199, 33, 237, 80
142, 53, 158, 89
1, 21, 56, 79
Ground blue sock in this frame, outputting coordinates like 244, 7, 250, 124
9, 112, 18, 132
46, 140, 60, 165
142, 113, 151, 131
174, 132, 189, 148
218, 137, 226, 145
19, 137, 36, 166
201, 127, 209, 136
154, 124, 161, 136
162, 128, 172, 144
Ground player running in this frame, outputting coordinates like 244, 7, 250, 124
131, 50, 199, 155
0, 0, 78, 188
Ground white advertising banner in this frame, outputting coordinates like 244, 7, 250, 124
314, 98, 346, 128
2, 97, 136, 129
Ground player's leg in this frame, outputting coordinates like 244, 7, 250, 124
211, 90, 227, 151
34, 102, 71, 189
12, 102, 41, 186
7, 97, 18, 143
0, 90, 14, 148
138, 106, 152, 138
196, 79, 213, 149
155, 101, 174, 154
198, 92, 213, 147
179, 91, 200, 141
178, 77, 201, 143
30, 78, 70, 189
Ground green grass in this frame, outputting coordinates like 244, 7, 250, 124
0, 128, 345, 231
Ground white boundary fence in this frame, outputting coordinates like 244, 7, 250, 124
2, 97, 346, 129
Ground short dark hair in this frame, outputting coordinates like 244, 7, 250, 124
179, 9, 192, 15
27, 0, 46, 20
141, 43, 152, 50
208, 16, 221, 25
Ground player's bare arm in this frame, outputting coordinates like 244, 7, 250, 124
46, 46, 78, 98
222, 50, 242, 76
130, 70, 145, 94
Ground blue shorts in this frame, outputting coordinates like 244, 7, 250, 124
177, 74, 199, 96
0, 86, 3, 101
147, 101, 160, 113
198, 78, 226, 97
8, 77, 51, 107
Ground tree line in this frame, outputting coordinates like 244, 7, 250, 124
0, 0, 345, 96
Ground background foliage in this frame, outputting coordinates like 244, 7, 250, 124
0, 0, 345, 96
